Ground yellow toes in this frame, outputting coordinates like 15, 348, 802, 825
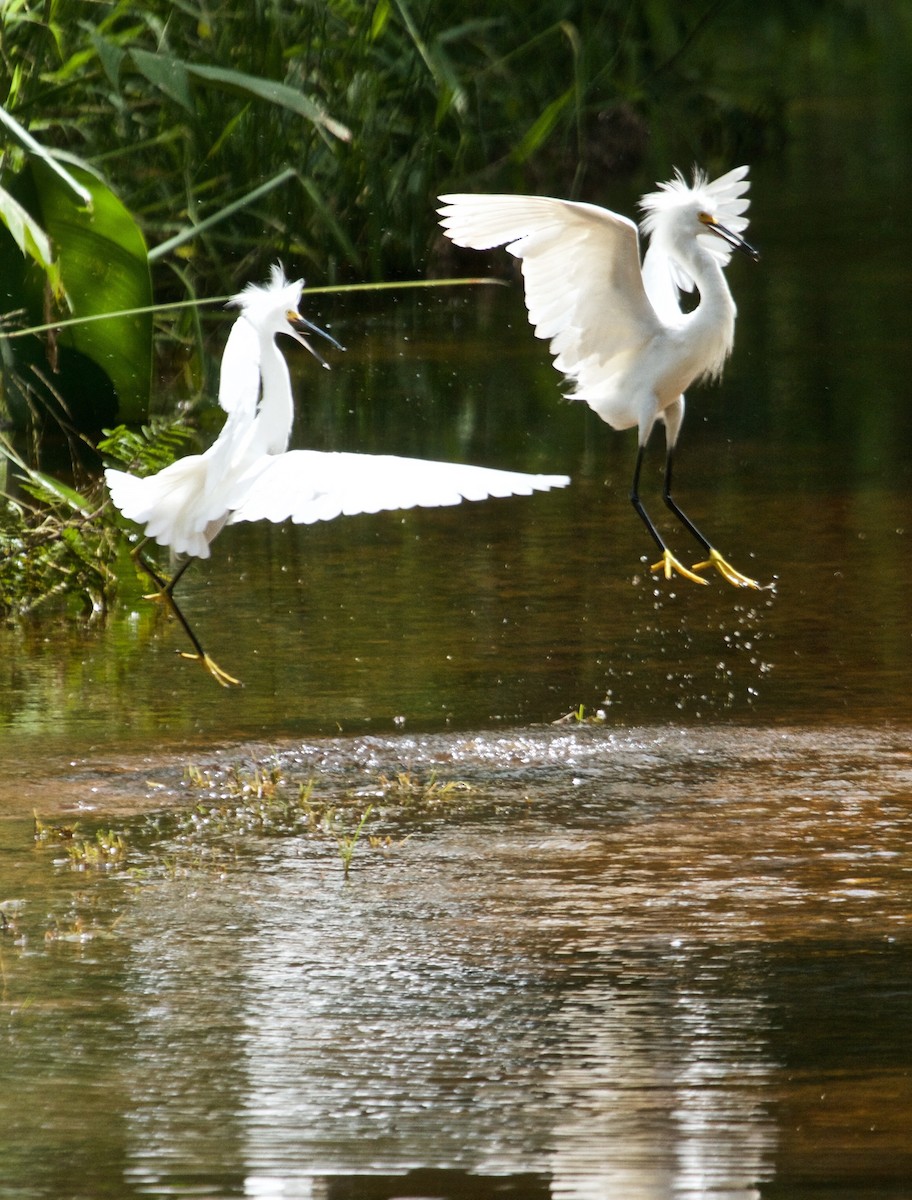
178, 651, 243, 688
691, 548, 762, 589
650, 550, 710, 586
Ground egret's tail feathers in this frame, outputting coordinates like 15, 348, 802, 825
105, 463, 218, 559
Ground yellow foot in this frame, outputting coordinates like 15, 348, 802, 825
178, 651, 242, 688
691, 547, 761, 589
650, 549, 709, 586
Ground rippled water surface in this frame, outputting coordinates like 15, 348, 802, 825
3, 74, 912, 1200
2, 725, 912, 1199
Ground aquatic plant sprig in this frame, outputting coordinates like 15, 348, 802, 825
552, 703, 609, 725
141, 755, 494, 880
337, 805, 373, 880
34, 812, 128, 872
374, 769, 473, 806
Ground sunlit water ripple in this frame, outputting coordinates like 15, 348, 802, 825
3, 720, 909, 1198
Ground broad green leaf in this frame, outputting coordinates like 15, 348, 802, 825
30, 160, 152, 422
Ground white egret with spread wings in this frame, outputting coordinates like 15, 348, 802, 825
105, 267, 569, 685
438, 166, 762, 588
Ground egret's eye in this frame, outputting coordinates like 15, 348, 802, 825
698, 211, 715, 225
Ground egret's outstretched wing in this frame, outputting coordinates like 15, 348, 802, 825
438, 194, 663, 403
226, 451, 569, 526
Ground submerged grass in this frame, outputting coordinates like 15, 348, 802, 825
168, 756, 488, 875
28, 754, 500, 893
11, 753, 535, 957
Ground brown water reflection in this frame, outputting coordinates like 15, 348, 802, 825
1, 723, 911, 1198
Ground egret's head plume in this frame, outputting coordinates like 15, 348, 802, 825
228, 263, 305, 329
639, 165, 751, 265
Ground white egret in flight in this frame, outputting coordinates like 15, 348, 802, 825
438, 165, 762, 588
105, 266, 570, 685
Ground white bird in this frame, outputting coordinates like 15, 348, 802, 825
438, 165, 762, 588
105, 266, 570, 685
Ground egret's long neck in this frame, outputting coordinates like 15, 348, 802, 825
681, 247, 736, 381
256, 331, 295, 456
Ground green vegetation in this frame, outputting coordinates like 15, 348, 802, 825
10, 757, 511, 954
0, 418, 193, 618
27, 757, 483, 897
3, 1, 889, 426
552, 701, 617, 724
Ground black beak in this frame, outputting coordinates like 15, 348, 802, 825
290, 313, 345, 351
711, 221, 760, 262
286, 311, 345, 369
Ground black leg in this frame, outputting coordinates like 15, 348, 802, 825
629, 441, 708, 585
630, 443, 667, 554
131, 542, 241, 686
660, 445, 762, 589
661, 446, 711, 552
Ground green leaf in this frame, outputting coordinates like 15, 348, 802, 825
30, 160, 153, 422
148, 166, 298, 262
19, 466, 95, 517
89, 31, 128, 89
185, 62, 352, 142
0, 182, 63, 299
0, 104, 93, 208
129, 48, 194, 112
512, 88, 574, 164
0, 436, 91, 513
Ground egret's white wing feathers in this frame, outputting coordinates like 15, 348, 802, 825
439, 169, 753, 428
107, 449, 568, 555
438, 193, 664, 417
228, 452, 569, 526
105, 260, 570, 558
438, 167, 761, 590
217, 317, 261, 417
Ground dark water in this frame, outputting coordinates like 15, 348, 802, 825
3, 67, 912, 1200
